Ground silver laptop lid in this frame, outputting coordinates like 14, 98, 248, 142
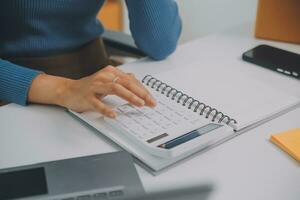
0, 151, 145, 200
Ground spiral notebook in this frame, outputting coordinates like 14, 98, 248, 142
68, 66, 300, 172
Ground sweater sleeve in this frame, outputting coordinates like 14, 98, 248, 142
0, 59, 41, 105
125, 0, 182, 60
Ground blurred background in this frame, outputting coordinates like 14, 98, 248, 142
98, 0, 258, 43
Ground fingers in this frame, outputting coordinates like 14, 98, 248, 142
93, 82, 146, 107
70, 66, 157, 117
116, 77, 156, 107
129, 74, 157, 107
92, 71, 115, 82
100, 66, 156, 107
101, 66, 126, 77
92, 98, 116, 118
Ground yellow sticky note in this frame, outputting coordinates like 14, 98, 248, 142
270, 128, 300, 162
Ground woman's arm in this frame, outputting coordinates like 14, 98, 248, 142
0, 59, 156, 117
28, 66, 156, 117
0, 59, 41, 105
125, 0, 182, 60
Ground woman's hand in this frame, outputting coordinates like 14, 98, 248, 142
28, 66, 156, 118
62, 66, 156, 117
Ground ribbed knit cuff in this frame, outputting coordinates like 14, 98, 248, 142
0, 60, 41, 105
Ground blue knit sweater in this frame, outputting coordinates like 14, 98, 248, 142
0, 0, 181, 105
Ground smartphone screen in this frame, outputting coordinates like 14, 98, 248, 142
242, 45, 300, 80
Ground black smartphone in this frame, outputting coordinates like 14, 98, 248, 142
242, 45, 300, 80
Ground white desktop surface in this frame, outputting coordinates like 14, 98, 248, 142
0, 24, 299, 200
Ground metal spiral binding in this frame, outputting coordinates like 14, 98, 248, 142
142, 75, 238, 129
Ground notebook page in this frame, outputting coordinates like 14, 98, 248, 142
151, 59, 299, 131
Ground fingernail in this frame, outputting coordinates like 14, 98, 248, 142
147, 95, 156, 106
108, 112, 116, 118
135, 96, 145, 106
151, 98, 156, 105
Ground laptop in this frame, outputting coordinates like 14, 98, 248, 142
0, 151, 145, 200
130, 185, 213, 200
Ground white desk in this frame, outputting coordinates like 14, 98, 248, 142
1, 24, 299, 200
